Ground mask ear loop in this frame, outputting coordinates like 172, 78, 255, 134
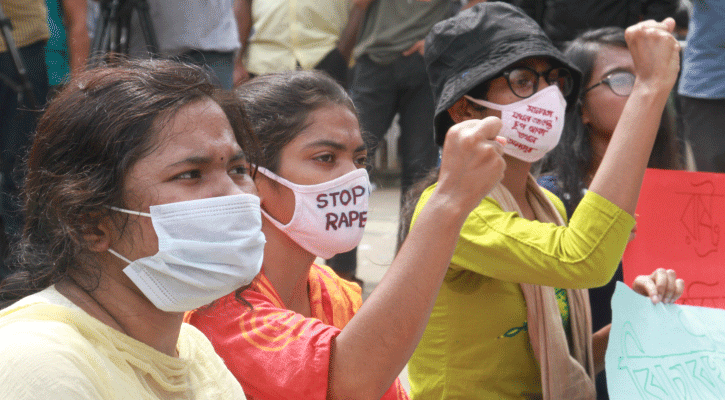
254, 166, 301, 228
104, 206, 151, 264
107, 248, 133, 264
107, 206, 152, 218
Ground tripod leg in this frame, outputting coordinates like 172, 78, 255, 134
134, 0, 160, 55
90, 7, 111, 65
90, 0, 127, 65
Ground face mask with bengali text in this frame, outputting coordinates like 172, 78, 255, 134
465, 85, 566, 162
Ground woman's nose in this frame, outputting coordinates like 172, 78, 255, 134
338, 159, 359, 177
213, 172, 258, 197
539, 75, 552, 91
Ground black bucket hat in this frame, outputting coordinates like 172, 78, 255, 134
425, 2, 582, 146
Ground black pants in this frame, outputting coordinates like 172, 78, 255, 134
0, 40, 49, 279
350, 53, 438, 193
314, 48, 348, 88
680, 96, 725, 172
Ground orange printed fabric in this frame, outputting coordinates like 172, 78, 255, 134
185, 263, 409, 400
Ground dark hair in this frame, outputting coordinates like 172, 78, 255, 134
540, 27, 682, 216
236, 70, 359, 172
397, 168, 440, 252
0, 58, 259, 303
674, 0, 691, 32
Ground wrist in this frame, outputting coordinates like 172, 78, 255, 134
632, 77, 674, 97
423, 187, 472, 228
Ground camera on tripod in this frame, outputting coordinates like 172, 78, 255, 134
90, 0, 159, 65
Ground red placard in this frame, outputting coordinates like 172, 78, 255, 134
622, 168, 725, 309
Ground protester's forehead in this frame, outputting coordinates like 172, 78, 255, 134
144, 99, 241, 162
506, 57, 556, 71
152, 98, 232, 142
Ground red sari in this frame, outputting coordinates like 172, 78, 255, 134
185, 264, 409, 400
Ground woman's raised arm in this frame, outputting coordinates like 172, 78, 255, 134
329, 117, 506, 399
588, 18, 681, 215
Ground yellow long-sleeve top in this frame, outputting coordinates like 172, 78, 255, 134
407, 185, 635, 400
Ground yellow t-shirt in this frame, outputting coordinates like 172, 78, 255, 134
408, 187, 635, 400
0, 286, 246, 400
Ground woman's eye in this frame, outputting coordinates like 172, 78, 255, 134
229, 165, 248, 175
355, 155, 368, 166
315, 154, 334, 163
174, 170, 201, 180
514, 78, 533, 88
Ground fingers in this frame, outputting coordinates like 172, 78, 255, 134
632, 274, 660, 303
630, 17, 676, 33
449, 117, 503, 141
625, 20, 680, 57
674, 278, 685, 302
624, 18, 681, 89
632, 268, 684, 304
663, 269, 678, 303
662, 17, 676, 32
441, 118, 505, 166
402, 40, 425, 57
436, 117, 506, 213
652, 268, 669, 302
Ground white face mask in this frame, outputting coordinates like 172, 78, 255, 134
107, 194, 266, 313
465, 85, 566, 162
257, 167, 370, 259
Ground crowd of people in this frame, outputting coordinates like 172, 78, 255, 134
0, 0, 709, 399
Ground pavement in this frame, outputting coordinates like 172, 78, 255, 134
356, 185, 402, 300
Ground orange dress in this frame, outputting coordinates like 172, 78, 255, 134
185, 264, 409, 400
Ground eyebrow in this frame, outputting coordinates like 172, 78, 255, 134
167, 150, 246, 168
303, 140, 367, 153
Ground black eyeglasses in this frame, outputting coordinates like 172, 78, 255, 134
582, 71, 635, 97
501, 66, 574, 99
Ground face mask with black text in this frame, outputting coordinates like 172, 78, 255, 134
465, 85, 566, 162
257, 167, 370, 259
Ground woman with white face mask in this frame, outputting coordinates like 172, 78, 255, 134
400, 3, 685, 400
0, 60, 258, 399
185, 70, 507, 399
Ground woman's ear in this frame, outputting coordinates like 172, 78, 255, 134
580, 100, 591, 126
83, 218, 113, 253
253, 172, 285, 213
447, 97, 484, 123
253, 170, 294, 224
